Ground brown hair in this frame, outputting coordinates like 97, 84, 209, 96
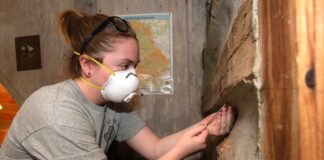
57, 9, 137, 76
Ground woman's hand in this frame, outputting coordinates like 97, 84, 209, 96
199, 104, 236, 136
161, 124, 208, 160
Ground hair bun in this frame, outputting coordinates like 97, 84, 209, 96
58, 9, 87, 48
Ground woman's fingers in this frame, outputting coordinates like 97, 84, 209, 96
188, 125, 208, 149
199, 113, 216, 126
225, 106, 234, 132
190, 124, 207, 136
220, 107, 227, 134
204, 104, 238, 136
207, 112, 221, 135
195, 129, 208, 148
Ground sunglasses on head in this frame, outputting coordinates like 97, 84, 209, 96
79, 16, 132, 54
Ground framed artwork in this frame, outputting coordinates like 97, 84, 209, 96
15, 35, 42, 71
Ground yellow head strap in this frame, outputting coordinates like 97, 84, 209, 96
73, 51, 116, 76
80, 76, 104, 90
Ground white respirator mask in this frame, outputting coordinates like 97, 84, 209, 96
101, 68, 139, 103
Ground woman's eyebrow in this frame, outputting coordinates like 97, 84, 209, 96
121, 58, 140, 64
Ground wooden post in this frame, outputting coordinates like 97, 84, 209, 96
260, 0, 324, 159
314, 0, 324, 159
260, 0, 299, 159
296, 0, 317, 159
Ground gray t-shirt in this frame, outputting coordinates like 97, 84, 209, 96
0, 79, 145, 160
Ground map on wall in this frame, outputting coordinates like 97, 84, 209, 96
120, 13, 173, 95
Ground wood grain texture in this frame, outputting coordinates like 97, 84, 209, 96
259, 0, 300, 159
202, 0, 260, 159
204, 0, 245, 85
260, 0, 324, 159
296, 0, 316, 159
186, 1, 207, 158
186, 0, 207, 126
203, 0, 254, 113
314, 0, 324, 159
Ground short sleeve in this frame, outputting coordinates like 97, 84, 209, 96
115, 111, 146, 142
21, 125, 107, 160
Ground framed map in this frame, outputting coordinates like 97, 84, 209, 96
121, 13, 173, 95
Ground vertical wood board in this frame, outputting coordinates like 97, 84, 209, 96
314, 0, 324, 159
260, 0, 324, 159
295, 0, 316, 159
259, 0, 300, 159
186, 0, 207, 125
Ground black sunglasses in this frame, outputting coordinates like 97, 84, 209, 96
79, 16, 132, 54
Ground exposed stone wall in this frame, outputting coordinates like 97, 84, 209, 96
202, 0, 261, 159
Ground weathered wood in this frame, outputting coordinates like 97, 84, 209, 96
203, 0, 254, 113
204, 0, 245, 85
186, 1, 207, 159
202, 0, 260, 159
260, 0, 324, 159
186, 0, 206, 126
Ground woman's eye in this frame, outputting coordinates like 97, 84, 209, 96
120, 64, 130, 70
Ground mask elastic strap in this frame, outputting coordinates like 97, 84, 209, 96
80, 76, 104, 90
73, 51, 116, 76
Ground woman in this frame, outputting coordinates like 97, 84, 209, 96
0, 10, 235, 160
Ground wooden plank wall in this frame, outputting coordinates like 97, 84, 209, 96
0, 0, 96, 104
259, 0, 324, 159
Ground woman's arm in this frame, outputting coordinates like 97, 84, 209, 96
157, 124, 209, 160
126, 126, 185, 159
127, 105, 236, 159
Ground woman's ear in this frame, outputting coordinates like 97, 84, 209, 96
79, 55, 93, 78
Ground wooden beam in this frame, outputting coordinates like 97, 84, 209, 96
314, 0, 324, 159
260, 0, 324, 159
296, 0, 317, 159
259, 0, 300, 159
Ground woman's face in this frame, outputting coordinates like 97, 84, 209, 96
93, 37, 140, 86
